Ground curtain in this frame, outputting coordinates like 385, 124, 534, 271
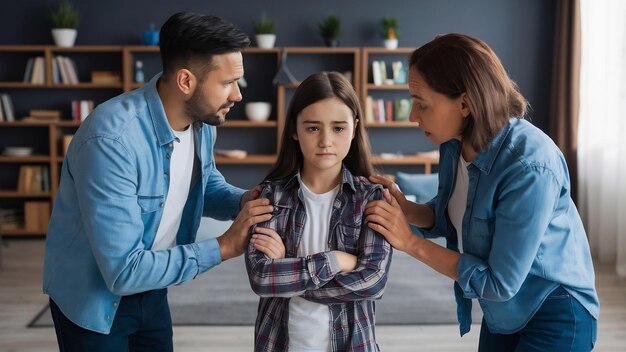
550, 0, 580, 204
579, 0, 626, 277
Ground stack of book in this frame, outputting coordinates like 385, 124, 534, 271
52, 56, 79, 84
365, 96, 412, 123
0, 208, 23, 230
23, 56, 46, 84
17, 165, 50, 193
91, 71, 121, 85
23, 201, 50, 232
71, 100, 94, 121
371, 60, 407, 86
22, 109, 62, 123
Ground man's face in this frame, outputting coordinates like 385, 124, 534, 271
185, 52, 244, 126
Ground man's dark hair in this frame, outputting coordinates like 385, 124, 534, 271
159, 12, 250, 80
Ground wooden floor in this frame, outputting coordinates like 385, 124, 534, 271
0, 239, 624, 351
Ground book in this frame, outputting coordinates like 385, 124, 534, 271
91, 71, 121, 84
1, 94, 15, 122
23, 57, 34, 82
29, 109, 62, 120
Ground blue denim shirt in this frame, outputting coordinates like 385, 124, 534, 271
43, 73, 245, 334
420, 118, 599, 335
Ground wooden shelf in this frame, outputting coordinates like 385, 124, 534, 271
0, 191, 51, 198
49, 45, 123, 53
214, 154, 276, 165
0, 45, 434, 236
372, 153, 439, 174
365, 121, 417, 128
221, 120, 276, 128
0, 156, 50, 163
366, 84, 408, 90
48, 83, 123, 89
0, 227, 46, 236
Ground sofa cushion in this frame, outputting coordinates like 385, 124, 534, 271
395, 172, 438, 203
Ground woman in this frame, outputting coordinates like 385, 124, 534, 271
245, 72, 392, 352
364, 33, 599, 351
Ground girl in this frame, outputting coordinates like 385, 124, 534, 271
365, 33, 599, 351
245, 72, 392, 352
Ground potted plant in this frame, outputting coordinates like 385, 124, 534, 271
318, 14, 342, 47
50, 0, 79, 47
381, 16, 399, 49
254, 12, 277, 49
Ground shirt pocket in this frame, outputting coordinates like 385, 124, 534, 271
137, 194, 164, 213
334, 223, 361, 254
467, 216, 495, 257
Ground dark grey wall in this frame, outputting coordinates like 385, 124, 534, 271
1, 0, 557, 188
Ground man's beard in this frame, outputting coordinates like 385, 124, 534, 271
185, 89, 234, 126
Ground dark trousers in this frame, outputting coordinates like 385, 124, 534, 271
50, 289, 173, 352
478, 286, 597, 352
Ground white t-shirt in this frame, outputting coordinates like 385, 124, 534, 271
448, 155, 469, 253
288, 180, 339, 352
151, 127, 195, 250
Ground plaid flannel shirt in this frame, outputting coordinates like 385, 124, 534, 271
245, 166, 393, 352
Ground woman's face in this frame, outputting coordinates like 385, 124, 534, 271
408, 68, 470, 144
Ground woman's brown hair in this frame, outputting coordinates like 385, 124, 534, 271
409, 33, 528, 152
264, 71, 374, 182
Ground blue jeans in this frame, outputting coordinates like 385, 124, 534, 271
478, 286, 597, 352
50, 288, 173, 352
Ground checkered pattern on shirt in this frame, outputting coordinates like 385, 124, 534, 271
245, 167, 393, 352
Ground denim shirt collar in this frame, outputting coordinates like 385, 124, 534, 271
470, 118, 516, 175
144, 72, 177, 147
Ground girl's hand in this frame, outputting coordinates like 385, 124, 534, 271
365, 192, 414, 253
369, 175, 410, 215
251, 227, 285, 259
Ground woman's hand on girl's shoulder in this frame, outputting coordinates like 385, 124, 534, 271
251, 227, 285, 259
364, 193, 415, 253
369, 175, 410, 215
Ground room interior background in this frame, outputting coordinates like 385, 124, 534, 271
0, 0, 556, 189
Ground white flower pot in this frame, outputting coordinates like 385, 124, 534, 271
256, 34, 276, 49
51, 28, 77, 47
383, 39, 398, 49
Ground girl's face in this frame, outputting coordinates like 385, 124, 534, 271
293, 97, 356, 177
408, 68, 470, 144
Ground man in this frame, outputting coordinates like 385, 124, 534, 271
43, 12, 273, 351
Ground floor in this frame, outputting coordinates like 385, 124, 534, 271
0, 239, 624, 351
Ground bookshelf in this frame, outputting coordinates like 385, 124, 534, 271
0, 45, 437, 237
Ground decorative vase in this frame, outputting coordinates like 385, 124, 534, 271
51, 28, 77, 47
384, 39, 398, 49
255, 34, 276, 49
324, 38, 340, 48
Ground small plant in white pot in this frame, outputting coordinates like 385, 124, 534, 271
254, 13, 276, 49
381, 16, 399, 49
50, 0, 79, 47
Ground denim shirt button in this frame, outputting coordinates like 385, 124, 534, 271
160, 202, 165, 208
164, 172, 168, 178
112, 301, 118, 307
166, 154, 171, 160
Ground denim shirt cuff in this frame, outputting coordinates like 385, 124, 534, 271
192, 239, 222, 275
457, 253, 488, 299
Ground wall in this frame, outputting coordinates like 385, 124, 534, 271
1, 0, 557, 188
